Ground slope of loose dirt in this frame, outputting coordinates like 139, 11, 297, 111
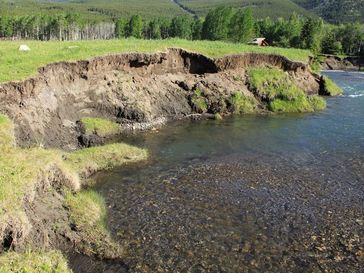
0, 48, 321, 150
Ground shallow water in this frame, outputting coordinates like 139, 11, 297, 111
72, 71, 364, 272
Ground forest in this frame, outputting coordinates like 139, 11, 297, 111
0, 6, 363, 57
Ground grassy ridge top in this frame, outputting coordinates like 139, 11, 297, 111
0, 39, 311, 83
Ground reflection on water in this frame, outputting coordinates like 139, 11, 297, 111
71, 72, 364, 272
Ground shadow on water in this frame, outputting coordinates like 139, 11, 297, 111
70, 71, 364, 273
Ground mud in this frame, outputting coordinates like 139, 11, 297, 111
0, 49, 320, 150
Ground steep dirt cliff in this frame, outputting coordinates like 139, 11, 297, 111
0, 48, 321, 150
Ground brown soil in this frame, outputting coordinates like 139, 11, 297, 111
0, 48, 321, 150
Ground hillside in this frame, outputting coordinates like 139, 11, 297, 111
293, 0, 364, 23
0, 0, 314, 20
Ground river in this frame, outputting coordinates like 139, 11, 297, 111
71, 71, 364, 272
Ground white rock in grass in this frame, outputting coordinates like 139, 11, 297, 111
19, 44, 31, 51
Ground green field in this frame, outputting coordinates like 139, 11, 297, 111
0, 0, 313, 20
0, 39, 311, 83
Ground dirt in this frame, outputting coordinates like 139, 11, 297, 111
321, 55, 361, 71
0, 48, 321, 150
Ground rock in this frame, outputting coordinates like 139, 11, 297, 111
18, 44, 31, 51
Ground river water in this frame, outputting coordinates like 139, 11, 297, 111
72, 71, 364, 272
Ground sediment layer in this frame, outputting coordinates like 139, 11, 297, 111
0, 48, 321, 149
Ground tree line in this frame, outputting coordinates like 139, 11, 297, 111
0, 7, 363, 56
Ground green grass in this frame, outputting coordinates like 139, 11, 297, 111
228, 92, 258, 114
0, 39, 312, 83
64, 190, 122, 257
248, 67, 327, 113
65, 143, 148, 178
191, 89, 208, 113
0, 249, 72, 273
322, 76, 343, 96
80, 117, 121, 137
0, 114, 147, 253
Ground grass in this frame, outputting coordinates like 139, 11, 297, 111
80, 117, 121, 137
190, 89, 208, 113
0, 114, 147, 255
64, 190, 122, 258
228, 92, 258, 114
248, 67, 327, 113
65, 143, 148, 178
0, 249, 72, 273
322, 76, 343, 96
0, 39, 312, 83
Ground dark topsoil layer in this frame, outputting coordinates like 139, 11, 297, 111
0, 48, 321, 150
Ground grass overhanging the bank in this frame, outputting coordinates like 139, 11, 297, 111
248, 67, 327, 112
80, 117, 121, 137
0, 113, 147, 270
0, 38, 312, 83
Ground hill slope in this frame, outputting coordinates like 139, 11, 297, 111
0, 0, 313, 20
293, 0, 364, 23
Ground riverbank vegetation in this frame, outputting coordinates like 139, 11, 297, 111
0, 249, 72, 273
80, 117, 121, 137
0, 39, 311, 83
0, 114, 147, 271
248, 68, 327, 112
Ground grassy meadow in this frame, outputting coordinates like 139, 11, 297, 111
0, 38, 312, 83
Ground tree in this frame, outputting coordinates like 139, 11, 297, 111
115, 18, 127, 38
300, 17, 324, 54
229, 8, 255, 43
170, 15, 193, 39
127, 15, 143, 38
192, 18, 203, 40
202, 6, 235, 40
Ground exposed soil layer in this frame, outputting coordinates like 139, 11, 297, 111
321, 55, 363, 71
0, 48, 320, 150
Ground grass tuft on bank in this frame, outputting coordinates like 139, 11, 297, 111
229, 92, 258, 114
0, 249, 73, 273
80, 117, 121, 137
0, 39, 311, 83
64, 190, 122, 258
65, 143, 148, 178
248, 68, 327, 113
322, 76, 343, 96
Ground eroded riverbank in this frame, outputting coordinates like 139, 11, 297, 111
70, 71, 364, 273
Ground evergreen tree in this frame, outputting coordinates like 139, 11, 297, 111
300, 17, 324, 53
